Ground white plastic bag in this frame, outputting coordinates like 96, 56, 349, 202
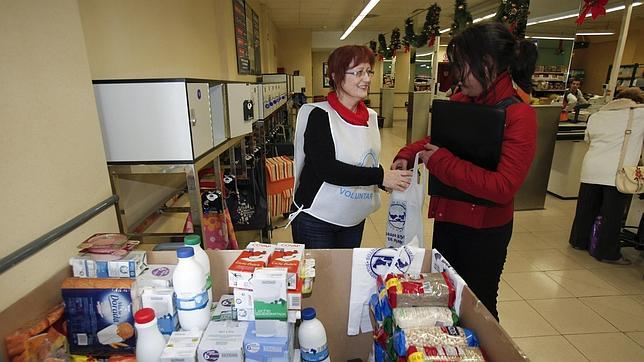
386, 153, 426, 247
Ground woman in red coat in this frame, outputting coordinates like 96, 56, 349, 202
392, 23, 538, 320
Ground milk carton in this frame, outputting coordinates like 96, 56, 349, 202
141, 287, 178, 336
211, 294, 237, 321
268, 243, 304, 290
197, 321, 248, 362
243, 321, 292, 362
160, 330, 202, 362
234, 288, 255, 321
137, 264, 176, 288
69, 250, 147, 278
252, 268, 287, 321
228, 242, 275, 289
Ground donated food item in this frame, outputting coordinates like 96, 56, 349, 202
197, 321, 248, 362
184, 235, 213, 304
298, 308, 330, 362
228, 242, 275, 289
160, 330, 202, 362
141, 287, 178, 335
393, 307, 456, 330
61, 278, 139, 355
211, 294, 236, 321
406, 345, 485, 361
393, 327, 479, 357
243, 321, 291, 362
233, 288, 254, 321
252, 268, 288, 321
301, 257, 316, 295
137, 264, 176, 288
134, 308, 166, 362
268, 243, 304, 290
385, 273, 454, 308
77, 233, 139, 261
69, 250, 147, 278
4, 304, 67, 362
173, 247, 211, 331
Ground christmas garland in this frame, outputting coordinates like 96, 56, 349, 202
369, 40, 377, 54
495, 0, 530, 39
377, 27, 401, 58
403, 4, 442, 50
451, 0, 473, 36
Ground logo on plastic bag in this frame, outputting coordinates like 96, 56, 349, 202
388, 201, 406, 231
366, 247, 413, 278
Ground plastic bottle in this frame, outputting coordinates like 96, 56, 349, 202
298, 307, 330, 362
173, 247, 211, 331
184, 234, 212, 303
135, 307, 166, 362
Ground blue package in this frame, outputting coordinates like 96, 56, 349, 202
369, 294, 383, 323
463, 327, 480, 347
243, 321, 291, 361
393, 329, 407, 357
61, 278, 138, 355
374, 341, 385, 362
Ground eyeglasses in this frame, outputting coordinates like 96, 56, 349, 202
345, 69, 375, 78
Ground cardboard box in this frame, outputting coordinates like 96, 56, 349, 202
269, 243, 304, 290
137, 264, 175, 288
69, 250, 147, 278
61, 278, 139, 355
141, 287, 178, 335
228, 243, 275, 289
243, 321, 292, 362
212, 294, 237, 321
197, 321, 248, 362
252, 268, 287, 321
287, 277, 302, 311
160, 330, 202, 362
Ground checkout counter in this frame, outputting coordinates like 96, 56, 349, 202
546, 121, 588, 198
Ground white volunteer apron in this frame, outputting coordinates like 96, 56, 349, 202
290, 101, 381, 227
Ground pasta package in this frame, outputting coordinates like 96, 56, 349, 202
395, 327, 479, 353
406, 345, 485, 362
385, 273, 455, 309
393, 307, 457, 330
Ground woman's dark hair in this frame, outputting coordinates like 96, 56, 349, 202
327, 45, 375, 90
447, 22, 538, 94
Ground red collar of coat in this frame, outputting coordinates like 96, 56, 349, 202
451, 72, 529, 105
327, 91, 370, 126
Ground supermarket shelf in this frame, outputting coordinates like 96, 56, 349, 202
533, 78, 565, 82
534, 71, 565, 75
533, 89, 565, 93
144, 212, 190, 234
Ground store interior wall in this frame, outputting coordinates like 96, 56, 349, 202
571, 22, 644, 94
393, 50, 411, 121
0, 0, 120, 311
311, 50, 332, 98
276, 29, 314, 97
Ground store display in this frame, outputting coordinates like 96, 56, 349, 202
298, 308, 330, 362
61, 278, 139, 355
173, 247, 211, 331
184, 234, 213, 303
134, 308, 166, 362
140, 287, 178, 336
197, 321, 248, 362
383, 272, 455, 308
159, 330, 202, 362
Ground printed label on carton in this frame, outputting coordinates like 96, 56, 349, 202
160, 330, 202, 362
137, 264, 175, 288
197, 321, 248, 362
141, 287, 178, 335
243, 321, 290, 362
69, 251, 147, 278
269, 243, 304, 290
233, 288, 255, 321
211, 294, 237, 321
228, 243, 275, 289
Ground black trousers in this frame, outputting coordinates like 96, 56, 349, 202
569, 183, 630, 260
432, 221, 513, 321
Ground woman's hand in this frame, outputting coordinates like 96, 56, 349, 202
390, 158, 408, 170
383, 169, 413, 191
419, 143, 440, 165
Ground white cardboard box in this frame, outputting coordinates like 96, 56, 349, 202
197, 321, 248, 362
137, 264, 175, 288
160, 330, 202, 362
69, 250, 147, 278
252, 268, 288, 321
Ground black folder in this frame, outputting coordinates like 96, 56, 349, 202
428, 97, 518, 205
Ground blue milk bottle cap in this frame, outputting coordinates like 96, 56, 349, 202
302, 307, 316, 320
177, 247, 195, 258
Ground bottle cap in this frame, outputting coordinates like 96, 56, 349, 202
177, 247, 195, 258
184, 234, 201, 246
135, 308, 156, 324
302, 307, 316, 320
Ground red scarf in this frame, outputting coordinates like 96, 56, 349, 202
327, 91, 370, 126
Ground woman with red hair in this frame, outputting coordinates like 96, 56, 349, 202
289, 45, 412, 249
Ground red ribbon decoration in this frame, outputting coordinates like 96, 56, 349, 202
427, 35, 436, 48
577, 0, 608, 25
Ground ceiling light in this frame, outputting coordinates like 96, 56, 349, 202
439, 28, 450, 34
576, 32, 614, 35
605, 1, 642, 13
473, 13, 496, 23
340, 0, 381, 40
527, 36, 575, 40
417, 52, 433, 57
526, 1, 641, 26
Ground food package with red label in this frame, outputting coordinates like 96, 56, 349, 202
406, 345, 485, 361
385, 273, 455, 309
228, 242, 275, 289
268, 243, 304, 290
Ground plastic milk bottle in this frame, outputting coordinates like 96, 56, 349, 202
173, 247, 210, 331
134, 308, 166, 362
298, 307, 330, 362
184, 234, 212, 303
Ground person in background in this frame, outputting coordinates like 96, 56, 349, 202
569, 87, 644, 265
564, 78, 588, 111
391, 23, 538, 320
289, 45, 412, 249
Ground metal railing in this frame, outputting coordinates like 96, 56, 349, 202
0, 195, 119, 274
